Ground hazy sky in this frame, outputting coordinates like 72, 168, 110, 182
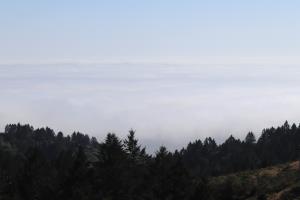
1, 0, 300, 63
1, 1, 300, 152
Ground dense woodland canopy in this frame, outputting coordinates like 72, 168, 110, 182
0, 121, 300, 199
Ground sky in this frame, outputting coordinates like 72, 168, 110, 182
1, 1, 300, 152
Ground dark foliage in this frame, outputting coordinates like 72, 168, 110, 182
0, 121, 299, 199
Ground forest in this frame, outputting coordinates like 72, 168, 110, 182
0, 121, 300, 200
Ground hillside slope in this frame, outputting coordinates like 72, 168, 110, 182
209, 161, 300, 200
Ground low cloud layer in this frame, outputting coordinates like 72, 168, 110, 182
1, 64, 300, 152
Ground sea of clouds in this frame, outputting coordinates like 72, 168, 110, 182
1, 63, 300, 152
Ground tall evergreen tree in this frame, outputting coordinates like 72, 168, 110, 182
245, 132, 256, 144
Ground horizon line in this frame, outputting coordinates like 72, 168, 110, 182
2, 56, 300, 66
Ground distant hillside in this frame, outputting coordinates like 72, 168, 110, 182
209, 161, 300, 200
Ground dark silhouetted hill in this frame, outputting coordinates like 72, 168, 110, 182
0, 121, 300, 199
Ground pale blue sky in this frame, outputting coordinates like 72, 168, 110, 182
1, 1, 300, 152
1, 1, 300, 63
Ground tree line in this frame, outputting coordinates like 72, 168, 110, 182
0, 121, 299, 199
